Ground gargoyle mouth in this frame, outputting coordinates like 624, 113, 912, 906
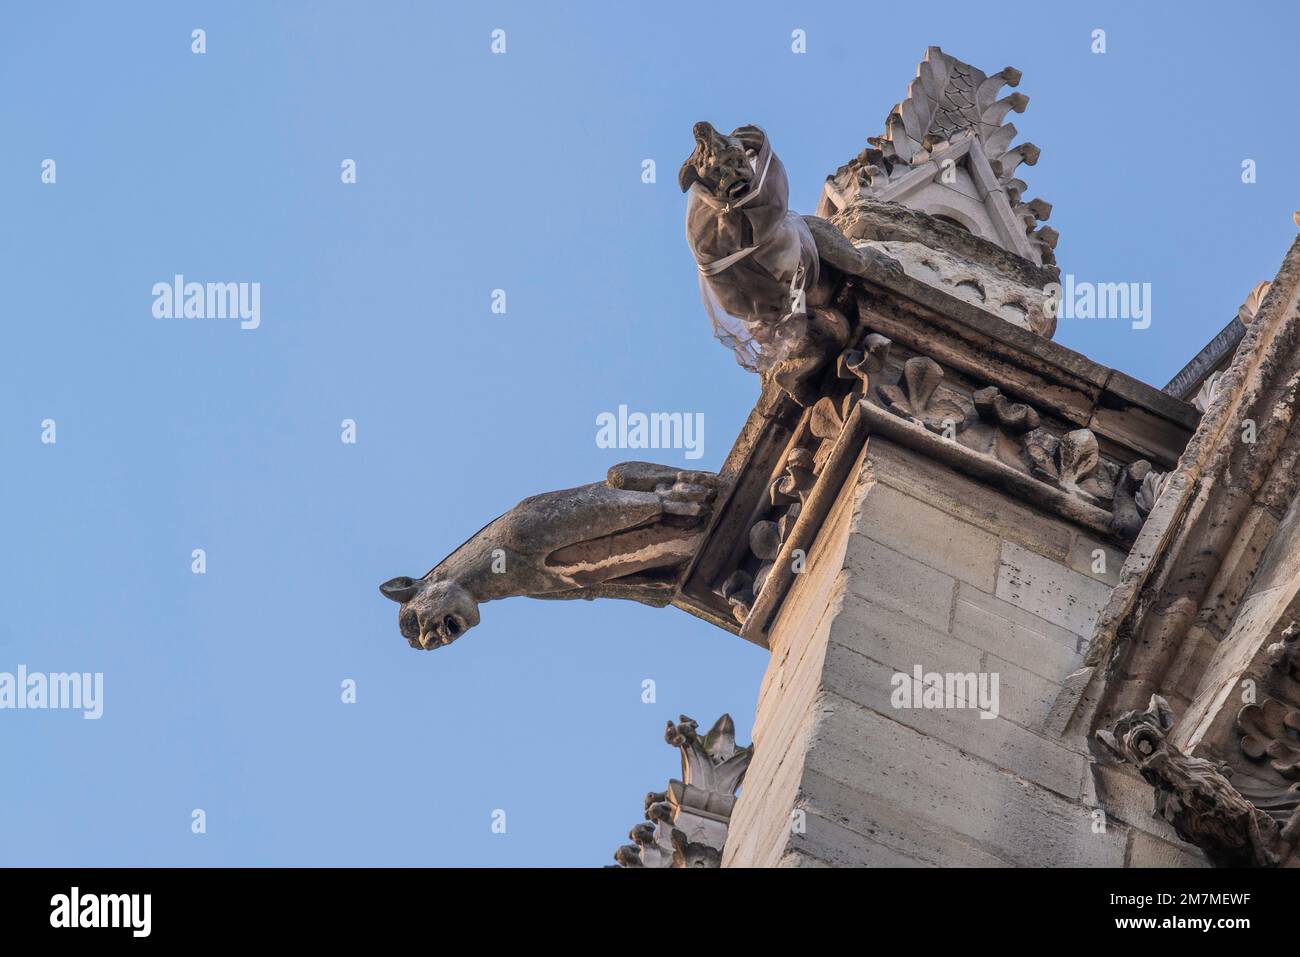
418, 614, 466, 650
723, 177, 750, 199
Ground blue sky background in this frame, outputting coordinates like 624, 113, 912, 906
1, 1, 1296, 866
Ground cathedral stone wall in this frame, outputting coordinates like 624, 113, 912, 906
724, 437, 1207, 867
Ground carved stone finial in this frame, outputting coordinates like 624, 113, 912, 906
612, 714, 754, 868
819, 47, 1054, 267
1098, 694, 1280, 867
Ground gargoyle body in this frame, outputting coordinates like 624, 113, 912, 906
1098, 695, 1279, 867
380, 463, 719, 650
679, 121, 901, 405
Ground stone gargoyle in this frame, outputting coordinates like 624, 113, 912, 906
379, 463, 720, 650
679, 121, 902, 406
1097, 694, 1280, 867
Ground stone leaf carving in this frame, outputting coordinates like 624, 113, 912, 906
1238, 697, 1300, 781
1135, 468, 1168, 516
1238, 280, 1272, 324
613, 715, 753, 868
718, 569, 755, 624
1110, 459, 1155, 539
972, 385, 1040, 434
810, 396, 846, 441
1193, 370, 1224, 414
769, 446, 816, 506
1023, 427, 1102, 496
1098, 694, 1279, 867
877, 356, 976, 435
380, 462, 720, 651
810, 335, 893, 440
716, 444, 816, 624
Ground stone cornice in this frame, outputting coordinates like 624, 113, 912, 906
673, 241, 1196, 645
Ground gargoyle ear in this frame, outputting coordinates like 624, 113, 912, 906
1095, 728, 1122, 757
1149, 694, 1175, 731
731, 125, 765, 154
678, 160, 700, 193
379, 576, 420, 603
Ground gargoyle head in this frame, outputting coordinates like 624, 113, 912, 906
1097, 694, 1175, 768
678, 121, 765, 199
379, 575, 480, 650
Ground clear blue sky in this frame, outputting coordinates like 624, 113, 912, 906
2, 1, 1296, 866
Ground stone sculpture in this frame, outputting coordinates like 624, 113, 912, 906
612, 714, 753, 868
680, 121, 901, 405
1097, 695, 1279, 867
380, 463, 720, 650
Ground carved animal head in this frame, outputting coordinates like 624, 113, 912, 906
1096, 694, 1175, 767
678, 121, 765, 199
379, 576, 480, 650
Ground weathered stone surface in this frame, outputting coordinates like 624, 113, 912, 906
795, 768, 1011, 867
852, 481, 999, 591
870, 439, 1076, 562
1127, 830, 1212, 868
822, 627, 1084, 795
996, 541, 1113, 638
844, 533, 957, 633
953, 583, 1087, 682
806, 693, 1124, 867
1066, 536, 1125, 587
723, 453, 866, 867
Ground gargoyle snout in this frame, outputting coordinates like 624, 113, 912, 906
381, 577, 481, 651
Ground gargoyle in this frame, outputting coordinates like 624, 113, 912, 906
379, 463, 720, 650
680, 121, 902, 406
1097, 694, 1279, 867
